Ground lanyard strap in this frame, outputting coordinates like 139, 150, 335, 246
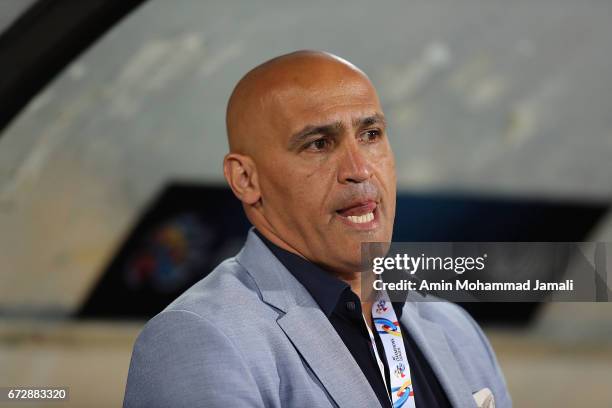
363, 314, 393, 406
371, 291, 416, 408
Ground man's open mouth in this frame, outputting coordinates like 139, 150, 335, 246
335, 200, 378, 227
345, 212, 374, 224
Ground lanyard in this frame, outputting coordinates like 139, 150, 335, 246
371, 291, 416, 408
363, 314, 393, 407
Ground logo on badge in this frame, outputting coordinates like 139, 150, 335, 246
375, 299, 388, 313
394, 363, 406, 379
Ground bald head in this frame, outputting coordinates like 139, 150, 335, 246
226, 50, 375, 155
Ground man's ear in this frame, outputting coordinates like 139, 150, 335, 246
223, 153, 261, 205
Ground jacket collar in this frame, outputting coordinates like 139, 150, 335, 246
252, 228, 349, 317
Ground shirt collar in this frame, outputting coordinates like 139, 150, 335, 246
254, 229, 349, 316
254, 229, 408, 319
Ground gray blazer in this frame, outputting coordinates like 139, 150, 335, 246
124, 228, 512, 407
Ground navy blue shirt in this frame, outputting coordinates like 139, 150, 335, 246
255, 230, 451, 408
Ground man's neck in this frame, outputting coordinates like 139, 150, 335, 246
254, 227, 376, 329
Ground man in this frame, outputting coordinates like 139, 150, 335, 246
124, 50, 511, 407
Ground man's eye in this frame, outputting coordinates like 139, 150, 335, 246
361, 129, 382, 142
305, 138, 331, 151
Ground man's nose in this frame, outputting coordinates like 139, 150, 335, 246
337, 142, 372, 184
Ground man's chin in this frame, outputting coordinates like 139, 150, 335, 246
322, 229, 391, 270
326, 247, 369, 274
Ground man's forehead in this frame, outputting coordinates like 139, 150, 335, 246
269, 75, 377, 106
265, 75, 381, 122
226, 51, 380, 152
250, 74, 383, 151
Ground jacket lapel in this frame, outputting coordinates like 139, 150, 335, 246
278, 305, 383, 408
236, 229, 383, 408
400, 299, 476, 407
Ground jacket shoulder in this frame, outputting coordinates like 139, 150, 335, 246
161, 256, 263, 317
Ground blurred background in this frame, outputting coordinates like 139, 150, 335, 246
1, 0, 612, 406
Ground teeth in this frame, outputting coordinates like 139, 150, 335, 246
346, 212, 374, 224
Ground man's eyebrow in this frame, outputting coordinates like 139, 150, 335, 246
287, 113, 386, 151
288, 122, 343, 150
353, 113, 387, 129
